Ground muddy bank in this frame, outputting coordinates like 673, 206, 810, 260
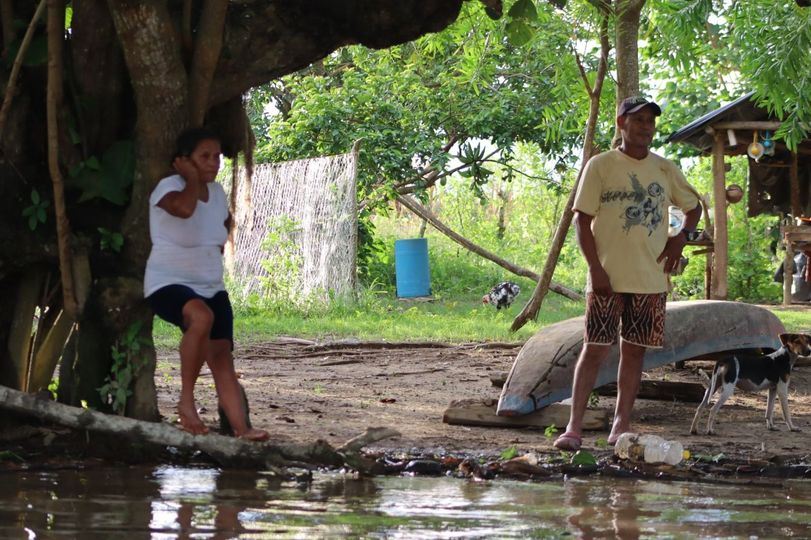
4, 337, 811, 480
156, 338, 811, 463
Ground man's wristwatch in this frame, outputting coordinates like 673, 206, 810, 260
682, 229, 701, 242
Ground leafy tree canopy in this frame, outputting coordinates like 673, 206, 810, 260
252, 0, 616, 205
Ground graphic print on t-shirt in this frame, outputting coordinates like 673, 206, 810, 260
599, 172, 664, 236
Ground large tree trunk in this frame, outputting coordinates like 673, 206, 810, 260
612, 0, 645, 146
0, 0, 484, 426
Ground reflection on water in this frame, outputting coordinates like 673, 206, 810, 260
1, 464, 810, 538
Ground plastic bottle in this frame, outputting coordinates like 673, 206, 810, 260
614, 433, 684, 466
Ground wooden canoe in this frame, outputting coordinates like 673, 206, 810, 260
496, 300, 785, 416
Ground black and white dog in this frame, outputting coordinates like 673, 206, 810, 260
690, 333, 811, 435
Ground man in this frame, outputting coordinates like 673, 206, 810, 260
553, 96, 702, 451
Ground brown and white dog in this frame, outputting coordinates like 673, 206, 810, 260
690, 333, 811, 435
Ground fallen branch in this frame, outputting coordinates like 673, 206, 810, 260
396, 195, 582, 302
0, 384, 380, 470
337, 426, 401, 475
337, 426, 401, 454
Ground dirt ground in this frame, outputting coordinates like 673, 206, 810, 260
155, 334, 811, 462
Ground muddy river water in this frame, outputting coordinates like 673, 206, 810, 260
2, 465, 810, 538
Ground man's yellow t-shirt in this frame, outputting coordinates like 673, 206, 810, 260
573, 149, 699, 294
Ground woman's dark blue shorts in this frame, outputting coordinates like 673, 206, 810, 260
147, 284, 233, 344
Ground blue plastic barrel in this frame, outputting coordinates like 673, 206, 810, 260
394, 238, 432, 298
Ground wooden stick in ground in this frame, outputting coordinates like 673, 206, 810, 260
188, 0, 228, 126
0, 0, 45, 140
396, 194, 582, 301
46, 0, 78, 319
511, 11, 610, 332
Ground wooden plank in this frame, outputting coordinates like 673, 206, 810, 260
784, 237, 793, 306
712, 121, 782, 131
596, 379, 706, 403
711, 133, 728, 299
443, 399, 608, 431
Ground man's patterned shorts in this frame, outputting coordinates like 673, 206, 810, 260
584, 292, 666, 349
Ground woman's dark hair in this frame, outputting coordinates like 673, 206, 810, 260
173, 127, 220, 159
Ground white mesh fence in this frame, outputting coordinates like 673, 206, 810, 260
222, 149, 358, 302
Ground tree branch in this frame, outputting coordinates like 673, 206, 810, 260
188, 0, 228, 126
0, 0, 45, 141
511, 9, 610, 331
46, 0, 78, 320
397, 195, 582, 301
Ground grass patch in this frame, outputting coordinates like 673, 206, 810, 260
766, 306, 811, 333
232, 291, 583, 344
152, 294, 810, 350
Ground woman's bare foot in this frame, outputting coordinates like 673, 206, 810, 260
177, 402, 209, 435
236, 428, 270, 442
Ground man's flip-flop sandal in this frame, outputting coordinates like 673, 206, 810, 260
552, 431, 582, 452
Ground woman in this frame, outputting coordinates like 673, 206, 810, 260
144, 127, 269, 441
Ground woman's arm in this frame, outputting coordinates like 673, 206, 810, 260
156, 157, 204, 218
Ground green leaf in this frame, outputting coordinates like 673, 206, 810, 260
31, 189, 40, 204
37, 208, 46, 223
0, 450, 25, 462
508, 0, 538, 22
28, 216, 37, 231
500, 445, 519, 460
85, 156, 102, 170
506, 19, 534, 47
571, 450, 597, 466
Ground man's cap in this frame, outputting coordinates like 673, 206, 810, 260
618, 96, 662, 117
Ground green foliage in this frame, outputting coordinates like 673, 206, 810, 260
0, 450, 25, 463
98, 227, 124, 252
544, 424, 559, 439
644, 0, 811, 151
252, 0, 610, 281
571, 450, 597, 466
672, 157, 781, 303
98, 321, 149, 415
587, 391, 599, 409
258, 216, 306, 308
729, 1, 811, 151
594, 438, 609, 449
21, 189, 50, 231
67, 140, 135, 205
500, 445, 519, 460
48, 378, 59, 401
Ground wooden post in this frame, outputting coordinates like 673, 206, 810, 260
704, 250, 712, 300
784, 233, 793, 306
711, 134, 728, 299
790, 151, 801, 218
